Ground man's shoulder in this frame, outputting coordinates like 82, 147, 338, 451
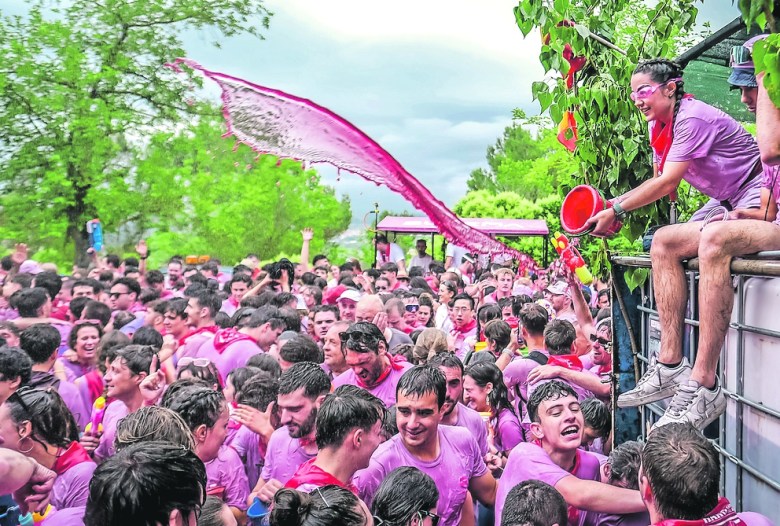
456, 403, 484, 426
332, 369, 357, 387
439, 423, 479, 449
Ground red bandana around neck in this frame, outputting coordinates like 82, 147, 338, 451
655, 498, 746, 526
178, 325, 218, 347
452, 318, 477, 336
547, 354, 584, 371
356, 354, 407, 389
53, 441, 93, 475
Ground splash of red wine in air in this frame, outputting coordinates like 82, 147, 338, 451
168, 58, 534, 262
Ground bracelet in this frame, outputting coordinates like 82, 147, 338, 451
139, 256, 148, 260
612, 200, 628, 221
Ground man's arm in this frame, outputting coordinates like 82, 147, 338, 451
757, 72, 780, 166
135, 240, 148, 278
555, 475, 645, 514
565, 268, 594, 337
468, 471, 497, 507
299, 228, 313, 273
0, 450, 56, 513
528, 365, 610, 398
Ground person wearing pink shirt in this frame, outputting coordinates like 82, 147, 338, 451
483, 268, 514, 305
286, 388, 384, 493
198, 306, 286, 381
221, 274, 252, 317
176, 290, 221, 361
353, 366, 497, 526
641, 423, 773, 526
332, 322, 413, 407
1, 387, 96, 511
250, 362, 330, 506
448, 293, 477, 360
495, 381, 646, 526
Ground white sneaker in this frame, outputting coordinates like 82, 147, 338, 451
653, 379, 727, 430
617, 357, 692, 408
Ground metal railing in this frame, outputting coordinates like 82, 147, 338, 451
612, 253, 780, 521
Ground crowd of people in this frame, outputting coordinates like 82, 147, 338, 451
0, 42, 778, 526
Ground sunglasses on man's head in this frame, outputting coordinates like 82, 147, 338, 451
730, 45, 752, 67
339, 331, 379, 346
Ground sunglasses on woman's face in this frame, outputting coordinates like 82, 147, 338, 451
629, 77, 682, 101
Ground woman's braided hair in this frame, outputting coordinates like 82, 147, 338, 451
633, 59, 686, 132
160, 384, 226, 431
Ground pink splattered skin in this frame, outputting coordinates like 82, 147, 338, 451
167, 58, 537, 263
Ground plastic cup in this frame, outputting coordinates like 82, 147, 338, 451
560, 185, 622, 237
247, 497, 270, 525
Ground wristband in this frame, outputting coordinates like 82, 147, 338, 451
612, 201, 628, 221
139, 256, 148, 260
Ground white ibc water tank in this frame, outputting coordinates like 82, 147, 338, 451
723, 276, 780, 520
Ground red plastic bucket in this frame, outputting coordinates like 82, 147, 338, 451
560, 185, 622, 237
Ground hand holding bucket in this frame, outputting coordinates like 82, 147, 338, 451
560, 185, 622, 238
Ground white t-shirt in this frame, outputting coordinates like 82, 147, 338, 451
378, 243, 406, 267
446, 244, 468, 267
410, 254, 433, 271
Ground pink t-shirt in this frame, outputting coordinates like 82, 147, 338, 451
332, 361, 413, 407
205, 445, 250, 511
260, 426, 316, 485
652, 98, 761, 201
452, 402, 489, 457
495, 442, 601, 526
353, 426, 488, 526
52, 460, 97, 510
198, 335, 262, 382
93, 400, 129, 462
762, 162, 780, 225
492, 407, 524, 454
229, 424, 265, 488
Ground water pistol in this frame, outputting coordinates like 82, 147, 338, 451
85, 396, 107, 436
552, 232, 593, 285
86, 219, 103, 252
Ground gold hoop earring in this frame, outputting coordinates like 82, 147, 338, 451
18, 436, 34, 454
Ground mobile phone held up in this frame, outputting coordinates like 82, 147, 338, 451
86, 219, 103, 252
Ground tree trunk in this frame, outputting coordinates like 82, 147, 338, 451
66, 162, 91, 268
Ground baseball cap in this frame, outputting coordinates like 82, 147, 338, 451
337, 289, 362, 303
545, 280, 569, 296
19, 260, 43, 275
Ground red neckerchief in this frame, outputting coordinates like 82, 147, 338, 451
213, 328, 257, 354
53, 441, 93, 475
655, 498, 746, 526
451, 318, 477, 336
650, 94, 695, 174
284, 458, 358, 494
548, 354, 584, 371
178, 325, 218, 348
84, 370, 104, 404
356, 354, 407, 389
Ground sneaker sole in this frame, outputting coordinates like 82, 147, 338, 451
652, 397, 727, 431
617, 384, 678, 408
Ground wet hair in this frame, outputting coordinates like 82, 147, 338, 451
6, 387, 79, 449
278, 362, 331, 400
606, 440, 643, 490
20, 323, 61, 364
112, 311, 136, 331
111, 277, 142, 298
14, 288, 49, 318
642, 423, 719, 521
270, 485, 364, 526
83, 300, 112, 327
146, 270, 165, 287
160, 378, 211, 408
633, 59, 685, 133
371, 467, 439, 526
198, 496, 230, 526
581, 397, 611, 439
244, 305, 286, 331
396, 365, 446, 408
213, 311, 231, 329
465, 362, 515, 417
342, 322, 387, 355
428, 351, 464, 375
477, 303, 502, 325
191, 289, 222, 319
114, 405, 195, 452
280, 335, 322, 364
519, 303, 549, 336
84, 441, 206, 526
511, 295, 533, 317
450, 292, 475, 310
543, 319, 576, 355
69, 296, 91, 320
315, 391, 383, 450
131, 326, 163, 350
177, 359, 222, 390
33, 271, 62, 300
98, 330, 131, 372
113, 345, 155, 376
484, 319, 511, 350
164, 298, 188, 319
270, 292, 297, 309
382, 405, 398, 439
311, 304, 338, 320
236, 372, 278, 411
278, 307, 302, 333
394, 343, 415, 364
161, 384, 226, 431
0, 346, 32, 386
501, 479, 568, 526
227, 366, 263, 395
246, 353, 283, 379
0, 321, 20, 338
527, 380, 578, 423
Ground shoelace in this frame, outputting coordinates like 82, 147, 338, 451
667, 382, 698, 416
636, 359, 660, 386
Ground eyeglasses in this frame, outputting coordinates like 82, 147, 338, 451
418, 510, 440, 526
177, 357, 212, 369
730, 45, 752, 67
109, 291, 130, 299
405, 304, 420, 313
629, 77, 681, 101
589, 333, 612, 351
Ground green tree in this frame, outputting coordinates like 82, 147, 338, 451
467, 120, 578, 199
0, 0, 272, 265
132, 117, 351, 268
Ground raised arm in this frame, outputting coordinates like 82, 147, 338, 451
299, 228, 313, 273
